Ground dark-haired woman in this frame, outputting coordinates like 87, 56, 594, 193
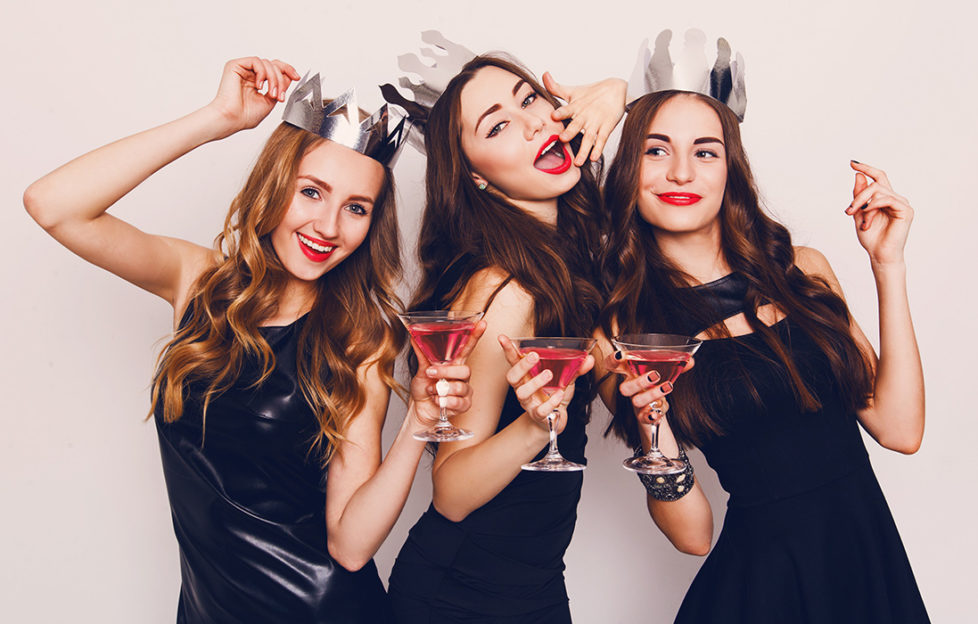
385, 55, 622, 623
596, 90, 928, 622
24, 57, 480, 623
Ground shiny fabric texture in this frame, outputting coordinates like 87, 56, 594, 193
388, 389, 587, 623
155, 316, 392, 623
668, 276, 928, 623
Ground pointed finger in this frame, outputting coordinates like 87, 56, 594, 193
543, 71, 570, 102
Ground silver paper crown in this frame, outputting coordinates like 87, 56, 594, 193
282, 73, 409, 166
628, 29, 747, 121
381, 31, 478, 152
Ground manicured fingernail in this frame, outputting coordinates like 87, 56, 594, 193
527, 352, 538, 363
860, 203, 869, 210
851, 159, 860, 163
426, 368, 437, 376
646, 372, 660, 383
662, 382, 674, 393
614, 351, 623, 360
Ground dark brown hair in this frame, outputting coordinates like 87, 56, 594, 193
151, 122, 405, 463
601, 91, 873, 448
411, 54, 603, 345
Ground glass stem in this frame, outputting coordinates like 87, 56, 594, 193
545, 410, 561, 457
436, 378, 450, 428
646, 422, 666, 459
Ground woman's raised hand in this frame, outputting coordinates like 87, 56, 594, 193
409, 321, 487, 429
543, 72, 626, 166
208, 57, 301, 138
498, 335, 594, 434
845, 161, 914, 266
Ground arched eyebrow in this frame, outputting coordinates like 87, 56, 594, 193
647, 133, 724, 146
474, 79, 530, 135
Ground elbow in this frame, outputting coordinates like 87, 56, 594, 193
23, 181, 57, 231
432, 496, 471, 523
884, 436, 922, 455
326, 538, 371, 572
671, 534, 712, 556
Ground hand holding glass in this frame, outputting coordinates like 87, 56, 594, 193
510, 337, 595, 472
612, 333, 701, 474
399, 310, 484, 442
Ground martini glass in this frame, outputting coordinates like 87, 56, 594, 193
398, 310, 484, 442
511, 337, 595, 472
612, 333, 701, 475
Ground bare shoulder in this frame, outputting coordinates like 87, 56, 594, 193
793, 245, 845, 296
455, 266, 534, 318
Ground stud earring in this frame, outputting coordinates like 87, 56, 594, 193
477, 182, 487, 190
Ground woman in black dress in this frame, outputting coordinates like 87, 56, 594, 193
383, 53, 624, 622
24, 57, 479, 623
596, 87, 929, 622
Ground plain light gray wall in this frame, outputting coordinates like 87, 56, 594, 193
3, 1, 975, 621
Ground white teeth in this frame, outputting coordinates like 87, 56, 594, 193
297, 233, 334, 254
539, 138, 557, 156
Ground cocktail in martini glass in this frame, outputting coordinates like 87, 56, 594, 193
510, 337, 595, 472
399, 310, 484, 442
612, 333, 701, 474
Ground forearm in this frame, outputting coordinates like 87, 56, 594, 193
327, 408, 429, 569
864, 261, 925, 451
432, 414, 549, 522
24, 105, 230, 231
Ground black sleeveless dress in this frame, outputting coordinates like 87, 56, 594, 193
670, 274, 929, 623
154, 315, 393, 623
388, 276, 588, 623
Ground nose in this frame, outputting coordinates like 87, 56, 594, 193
520, 109, 547, 140
666, 153, 695, 185
313, 202, 341, 239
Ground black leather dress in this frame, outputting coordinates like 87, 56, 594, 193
154, 315, 392, 623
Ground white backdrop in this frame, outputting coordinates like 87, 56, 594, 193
2, 1, 975, 622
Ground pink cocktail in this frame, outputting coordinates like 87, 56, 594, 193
511, 337, 595, 472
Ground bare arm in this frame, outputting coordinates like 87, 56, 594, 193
594, 328, 714, 555
23, 57, 300, 315
795, 164, 923, 453
428, 272, 562, 522
325, 326, 484, 570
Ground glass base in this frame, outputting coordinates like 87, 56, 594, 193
622, 454, 686, 475
522, 454, 586, 472
412, 425, 474, 443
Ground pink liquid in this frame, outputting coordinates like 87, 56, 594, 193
408, 321, 476, 364
624, 350, 691, 384
520, 347, 588, 394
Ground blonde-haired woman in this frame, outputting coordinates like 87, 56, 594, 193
24, 57, 480, 623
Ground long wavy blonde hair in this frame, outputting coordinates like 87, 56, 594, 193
150, 122, 404, 463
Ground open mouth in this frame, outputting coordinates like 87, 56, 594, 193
533, 135, 571, 174
297, 232, 335, 261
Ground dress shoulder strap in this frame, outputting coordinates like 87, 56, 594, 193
482, 275, 514, 314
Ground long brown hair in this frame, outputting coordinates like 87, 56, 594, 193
601, 91, 873, 448
150, 122, 404, 463
411, 55, 603, 344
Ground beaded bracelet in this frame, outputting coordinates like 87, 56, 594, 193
634, 446, 695, 501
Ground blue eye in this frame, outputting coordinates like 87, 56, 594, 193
347, 203, 368, 216
301, 187, 320, 199
521, 93, 537, 108
487, 121, 507, 138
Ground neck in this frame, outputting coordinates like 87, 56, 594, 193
265, 279, 317, 326
654, 223, 730, 285
510, 197, 558, 226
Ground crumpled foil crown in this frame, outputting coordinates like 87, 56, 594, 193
629, 29, 747, 121
282, 73, 409, 166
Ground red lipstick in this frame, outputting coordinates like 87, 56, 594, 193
657, 193, 702, 206
297, 232, 335, 263
533, 134, 572, 175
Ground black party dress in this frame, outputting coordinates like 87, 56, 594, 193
388, 277, 588, 624
670, 273, 929, 623
154, 315, 392, 623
